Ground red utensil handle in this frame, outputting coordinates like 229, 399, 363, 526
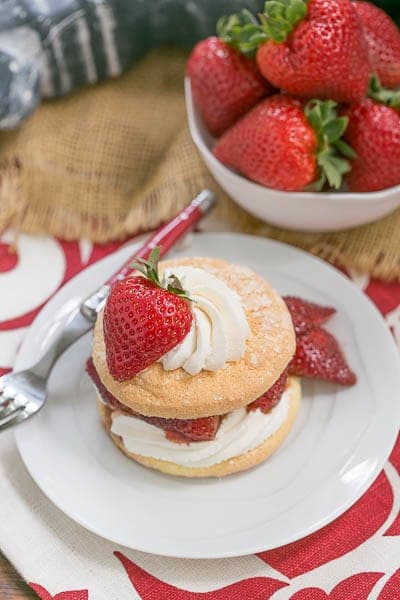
106, 189, 216, 285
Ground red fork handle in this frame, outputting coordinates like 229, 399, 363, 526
80, 190, 216, 321
106, 189, 216, 285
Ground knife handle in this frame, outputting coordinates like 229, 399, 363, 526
80, 190, 216, 321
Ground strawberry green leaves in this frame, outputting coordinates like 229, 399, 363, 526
217, 9, 267, 57
369, 75, 400, 109
217, 0, 309, 54
131, 247, 191, 300
259, 0, 308, 42
305, 100, 356, 190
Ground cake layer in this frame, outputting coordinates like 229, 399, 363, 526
97, 377, 301, 477
92, 257, 296, 418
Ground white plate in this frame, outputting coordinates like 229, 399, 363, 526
185, 78, 400, 232
15, 233, 400, 558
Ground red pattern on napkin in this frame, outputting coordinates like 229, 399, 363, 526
378, 569, 400, 599
29, 583, 88, 600
289, 572, 384, 599
114, 551, 288, 599
384, 437, 400, 536
0, 242, 18, 272
257, 472, 393, 578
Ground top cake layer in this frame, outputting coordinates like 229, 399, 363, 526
92, 257, 296, 419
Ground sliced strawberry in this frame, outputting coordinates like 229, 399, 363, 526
248, 368, 289, 413
283, 296, 336, 335
288, 328, 356, 386
147, 415, 220, 442
165, 430, 192, 444
86, 358, 220, 442
86, 358, 127, 411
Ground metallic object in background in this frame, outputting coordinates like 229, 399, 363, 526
0, 190, 216, 431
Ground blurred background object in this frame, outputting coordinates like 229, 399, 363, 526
0, 0, 399, 281
373, 0, 400, 21
0, 0, 265, 129
1, 0, 398, 129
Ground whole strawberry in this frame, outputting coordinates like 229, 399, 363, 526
354, 0, 400, 89
218, 0, 371, 103
103, 248, 193, 381
187, 37, 272, 137
342, 83, 400, 192
214, 95, 355, 192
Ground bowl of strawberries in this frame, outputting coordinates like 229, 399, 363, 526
186, 0, 400, 232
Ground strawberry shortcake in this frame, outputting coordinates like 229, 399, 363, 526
87, 249, 355, 477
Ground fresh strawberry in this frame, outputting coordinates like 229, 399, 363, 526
147, 415, 220, 442
354, 0, 400, 89
214, 95, 355, 192
248, 369, 289, 413
86, 357, 127, 411
283, 296, 336, 335
289, 328, 356, 386
187, 37, 272, 137
218, 0, 370, 103
86, 358, 220, 442
103, 248, 193, 381
342, 83, 400, 192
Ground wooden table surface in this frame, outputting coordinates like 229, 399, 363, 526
0, 553, 36, 598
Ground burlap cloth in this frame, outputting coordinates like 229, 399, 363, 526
0, 48, 399, 281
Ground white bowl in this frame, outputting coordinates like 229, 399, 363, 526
185, 78, 400, 232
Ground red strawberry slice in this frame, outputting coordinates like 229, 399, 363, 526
86, 358, 220, 442
288, 328, 356, 386
86, 358, 128, 412
248, 369, 289, 413
283, 296, 336, 335
103, 248, 193, 381
149, 415, 220, 442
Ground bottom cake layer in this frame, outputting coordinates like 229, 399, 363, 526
97, 377, 301, 478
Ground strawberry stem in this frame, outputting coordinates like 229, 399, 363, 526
369, 75, 400, 109
217, 0, 309, 55
304, 100, 356, 191
217, 9, 268, 57
131, 247, 192, 300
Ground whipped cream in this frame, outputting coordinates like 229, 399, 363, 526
110, 388, 290, 468
159, 266, 250, 375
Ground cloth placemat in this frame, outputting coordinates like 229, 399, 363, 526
0, 224, 399, 599
0, 48, 399, 282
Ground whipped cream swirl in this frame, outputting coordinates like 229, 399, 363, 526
159, 266, 250, 375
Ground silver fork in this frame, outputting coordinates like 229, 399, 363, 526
0, 190, 215, 431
